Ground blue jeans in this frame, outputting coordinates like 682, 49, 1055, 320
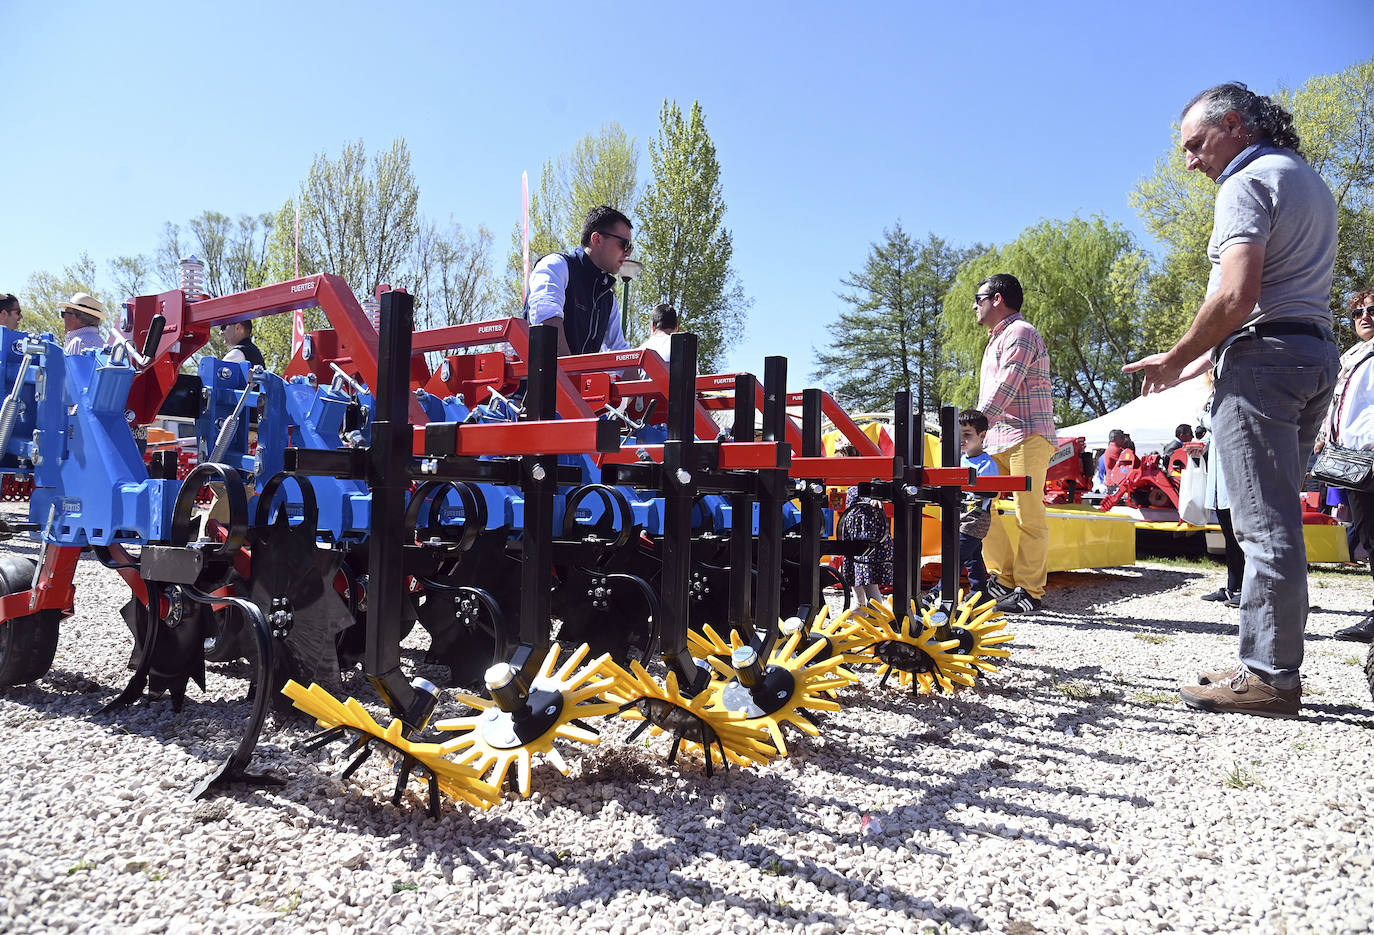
1213, 332, 1337, 689
960, 533, 989, 598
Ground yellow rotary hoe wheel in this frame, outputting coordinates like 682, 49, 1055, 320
432, 643, 620, 797
603, 660, 776, 776
849, 597, 979, 694
943, 589, 1014, 676
702, 628, 856, 756
805, 604, 882, 663
283, 681, 500, 813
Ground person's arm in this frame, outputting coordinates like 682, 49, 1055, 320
525, 255, 573, 356
1124, 239, 1265, 394
977, 330, 1034, 425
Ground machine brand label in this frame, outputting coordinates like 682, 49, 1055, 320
291, 282, 316, 293
61, 497, 82, 515
615, 352, 640, 363
477, 323, 504, 334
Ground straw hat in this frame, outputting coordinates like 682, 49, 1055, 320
59, 293, 106, 321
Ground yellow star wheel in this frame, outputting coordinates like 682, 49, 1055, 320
283, 681, 500, 811
701, 628, 855, 756
431, 643, 619, 797
806, 604, 881, 663
943, 588, 1014, 676
604, 659, 776, 774
849, 597, 978, 693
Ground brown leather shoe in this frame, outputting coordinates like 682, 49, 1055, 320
1180, 670, 1300, 718
1197, 667, 1241, 685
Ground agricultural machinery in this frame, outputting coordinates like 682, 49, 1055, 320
0, 274, 1028, 812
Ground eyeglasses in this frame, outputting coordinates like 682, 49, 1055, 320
1353, 305, 1374, 320
974, 293, 994, 304
598, 231, 633, 255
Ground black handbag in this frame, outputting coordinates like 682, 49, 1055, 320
1312, 443, 1374, 492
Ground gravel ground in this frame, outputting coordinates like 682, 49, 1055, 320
3, 534, 1374, 935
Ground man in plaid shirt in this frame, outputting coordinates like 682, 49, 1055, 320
974, 273, 1055, 614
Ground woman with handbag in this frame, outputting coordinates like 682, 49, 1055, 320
1319, 289, 1374, 643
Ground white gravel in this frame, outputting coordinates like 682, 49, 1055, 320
3, 535, 1374, 935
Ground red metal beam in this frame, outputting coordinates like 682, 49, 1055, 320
415, 418, 614, 457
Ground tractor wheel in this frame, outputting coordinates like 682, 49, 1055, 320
0, 555, 61, 686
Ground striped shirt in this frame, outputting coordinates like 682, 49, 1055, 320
977, 313, 1055, 455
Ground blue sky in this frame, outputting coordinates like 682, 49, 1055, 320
1, 0, 1370, 379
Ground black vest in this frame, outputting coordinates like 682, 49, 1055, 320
232, 338, 266, 369
524, 247, 617, 354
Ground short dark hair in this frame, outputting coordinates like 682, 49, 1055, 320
239, 319, 253, 336
959, 408, 989, 435
1194, 425, 1207, 436
1108, 429, 1125, 441
0, 294, 18, 314
1182, 82, 1302, 156
977, 273, 1023, 312
580, 205, 632, 247
650, 303, 678, 332
1175, 423, 1192, 439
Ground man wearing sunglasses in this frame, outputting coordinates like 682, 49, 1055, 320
0, 294, 22, 331
972, 273, 1055, 615
525, 205, 634, 357
220, 319, 265, 368
1125, 82, 1339, 718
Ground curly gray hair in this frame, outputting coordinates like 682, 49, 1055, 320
1182, 82, 1302, 156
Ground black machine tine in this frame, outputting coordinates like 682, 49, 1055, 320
668, 732, 683, 766
391, 757, 414, 805
659, 332, 702, 686
568, 718, 601, 737
727, 374, 757, 633
427, 776, 441, 819
752, 356, 788, 650
297, 726, 348, 755
625, 718, 651, 744
341, 743, 374, 783
937, 406, 962, 633
702, 742, 715, 779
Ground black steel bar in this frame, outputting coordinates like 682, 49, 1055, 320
752, 356, 788, 649
658, 332, 702, 687
890, 391, 916, 619
727, 374, 757, 632
365, 290, 418, 719
510, 324, 559, 683
794, 388, 824, 627
938, 405, 961, 620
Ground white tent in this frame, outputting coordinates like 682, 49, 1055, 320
1059, 376, 1211, 453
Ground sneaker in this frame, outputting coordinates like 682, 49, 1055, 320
1223, 591, 1240, 608
1334, 613, 1374, 643
984, 579, 1015, 601
1200, 588, 1231, 602
994, 587, 1042, 614
1179, 670, 1300, 718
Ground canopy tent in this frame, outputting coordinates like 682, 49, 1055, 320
1059, 376, 1211, 453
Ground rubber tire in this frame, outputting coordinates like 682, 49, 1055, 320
0, 555, 61, 686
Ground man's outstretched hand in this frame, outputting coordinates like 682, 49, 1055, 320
1123, 351, 1211, 395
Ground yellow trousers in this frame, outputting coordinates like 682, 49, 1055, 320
982, 434, 1054, 599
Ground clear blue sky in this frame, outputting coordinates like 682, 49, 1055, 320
2, 0, 1370, 379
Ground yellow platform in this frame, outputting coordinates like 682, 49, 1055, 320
985, 503, 1137, 572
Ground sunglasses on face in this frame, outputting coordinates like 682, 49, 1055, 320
1353, 305, 1374, 320
598, 231, 633, 255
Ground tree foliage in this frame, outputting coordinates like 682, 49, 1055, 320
813, 223, 976, 413
1131, 58, 1374, 348
635, 100, 749, 366
503, 123, 639, 315
21, 252, 104, 338
940, 216, 1150, 424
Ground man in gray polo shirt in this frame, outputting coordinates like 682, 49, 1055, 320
1125, 82, 1338, 718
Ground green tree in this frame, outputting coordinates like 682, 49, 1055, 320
1131, 59, 1374, 348
299, 138, 421, 299
108, 254, 153, 304
503, 123, 639, 315
940, 216, 1150, 424
635, 100, 749, 366
21, 252, 105, 338
409, 218, 496, 329
813, 223, 976, 412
